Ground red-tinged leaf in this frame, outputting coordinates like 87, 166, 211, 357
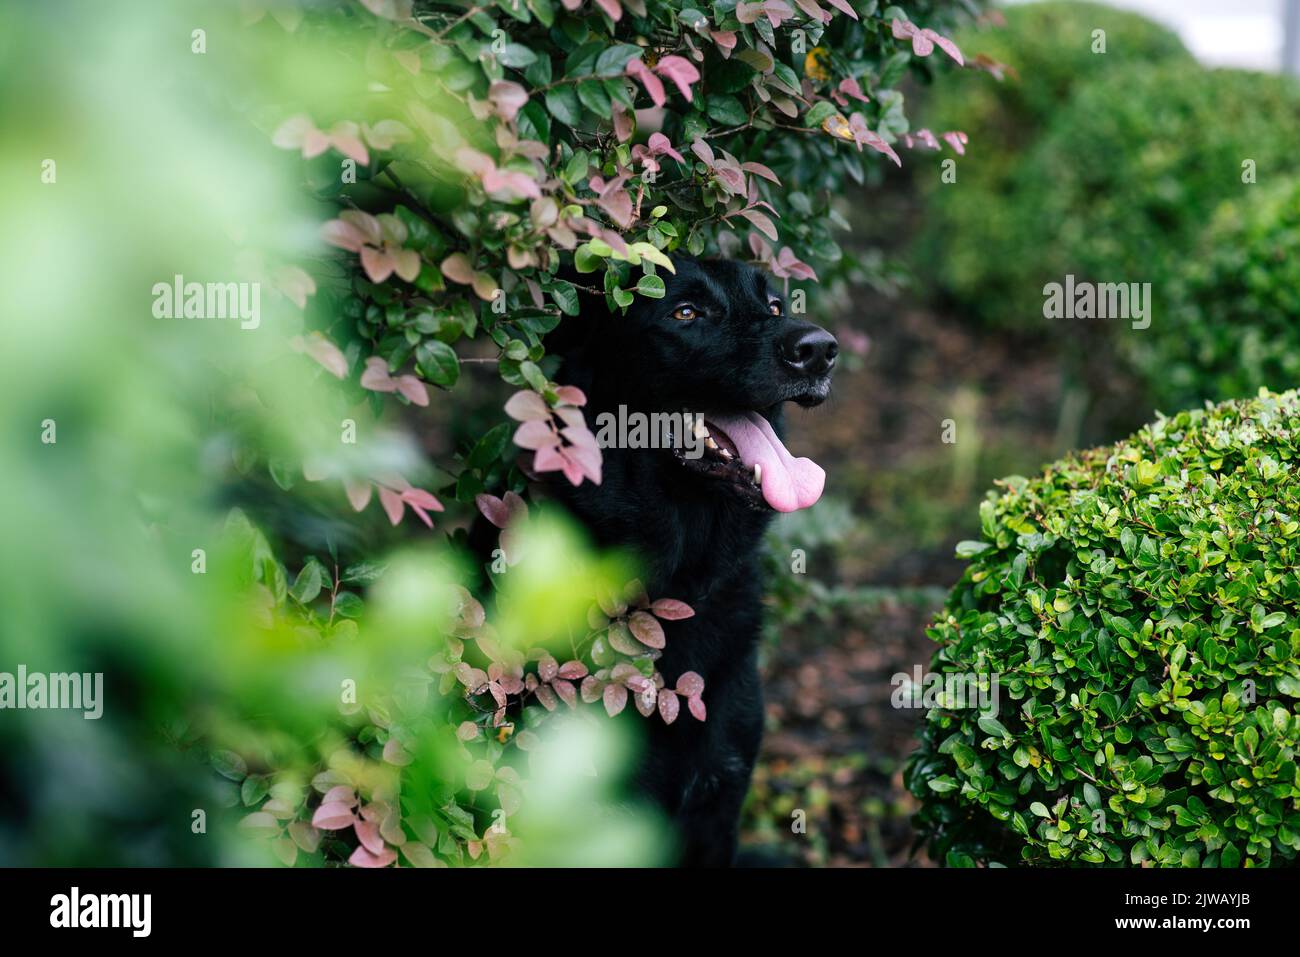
580, 675, 603, 703
675, 671, 705, 697
558, 659, 588, 680
344, 480, 372, 512
488, 80, 529, 121
603, 682, 628, 716
288, 821, 322, 853
739, 208, 779, 242
396, 375, 429, 406
537, 653, 558, 682
553, 384, 587, 406
360, 356, 396, 392
688, 694, 707, 721
383, 738, 413, 766
658, 689, 680, 724
475, 493, 510, 528
891, 17, 916, 39
534, 683, 558, 711
650, 598, 695, 620
378, 486, 405, 525
311, 802, 356, 830
505, 390, 549, 422
654, 55, 700, 102
401, 487, 444, 512
628, 610, 666, 649
926, 29, 964, 65
514, 420, 560, 451
456, 720, 480, 742
607, 621, 642, 655
593, 0, 622, 20
440, 253, 476, 285
354, 819, 386, 855
552, 678, 577, 708
322, 785, 357, 807
740, 161, 781, 185
824, 0, 856, 18
626, 58, 666, 108
348, 844, 397, 868
360, 246, 396, 284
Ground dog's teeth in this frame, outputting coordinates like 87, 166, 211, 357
693, 418, 709, 440
720, 448, 733, 460
753, 463, 762, 485
705, 437, 718, 450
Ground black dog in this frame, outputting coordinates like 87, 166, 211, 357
543, 257, 837, 865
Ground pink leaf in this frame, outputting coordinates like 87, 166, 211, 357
311, 802, 356, 830
378, 486, 405, 525
488, 80, 529, 121
824, 0, 856, 18
401, 487, 444, 512
514, 419, 560, 451
628, 610, 666, 649
354, 819, 386, 854
688, 694, 707, 721
396, 375, 429, 406
626, 58, 666, 108
657, 689, 680, 724
654, 55, 701, 103
603, 682, 628, 716
322, 786, 358, 807
650, 598, 695, 620
360, 356, 396, 392
440, 253, 476, 285
740, 161, 781, 185
505, 390, 550, 421
348, 844, 397, 868
475, 493, 510, 529
558, 659, 588, 680
675, 671, 704, 697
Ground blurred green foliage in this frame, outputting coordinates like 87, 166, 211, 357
915, 1, 1192, 326
908, 389, 1300, 867
1131, 180, 1300, 410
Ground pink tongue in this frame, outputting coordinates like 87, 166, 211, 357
707, 412, 825, 512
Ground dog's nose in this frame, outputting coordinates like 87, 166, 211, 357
781, 325, 838, 376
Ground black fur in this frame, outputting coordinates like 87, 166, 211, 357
540, 257, 837, 866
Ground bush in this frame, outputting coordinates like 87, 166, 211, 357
907, 389, 1300, 867
1131, 181, 1300, 411
206, 0, 983, 867
914, 1, 1191, 323
996, 63, 1300, 333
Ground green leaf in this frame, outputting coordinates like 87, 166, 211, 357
544, 86, 582, 126
417, 340, 460, 388
636, 274, 666, 299
595, 44, 642, 76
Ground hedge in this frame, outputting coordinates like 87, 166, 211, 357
913, 1, 1191, 325
1130, 180, 1300, 411
907, 388, 1300, 867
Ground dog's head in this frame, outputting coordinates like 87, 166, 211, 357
552, 257, 837, 513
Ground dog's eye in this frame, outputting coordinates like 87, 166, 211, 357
671, 304, 698, 322
769, 301, 782, 316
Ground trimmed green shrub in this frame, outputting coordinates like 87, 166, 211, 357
914, 1, 1191, 323
907, 389, 1300, 866
1131, 181, 1300, 411
998, 63, 1300, 331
